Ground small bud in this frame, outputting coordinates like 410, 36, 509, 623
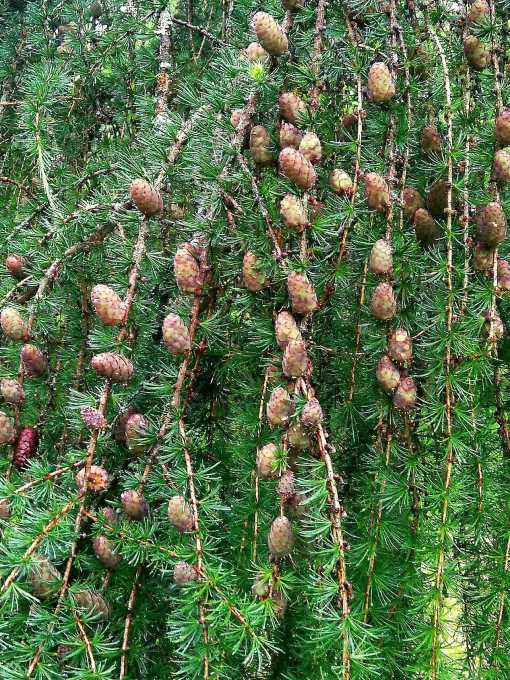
21, 344, 48, 377
1, 308, 28, 341
277, 470, 296, 501
367, 62, 395, 103
251, 12, 288, 56
279, 92, 307, 124
167, 495, 194, 532
370, 282, 397, 321
121, 490, 148, 520
282, 339, 308, 378
364, 173, 390, 212
280, 194, 307, 232
369, 239, 393, 274
329, 169, 353, 195
279, 122, 303, 149
279, 148, 317, 190
267, 387, 294, 427
90, 352, 134, 382
257, 442, 279, 479
130, 178, 163, 216
301, 398, 323, 428
475, 202, 507, 247
174, 247, 201, 295
162, 313, 191, 355
250, 125, 274, 166
245, 41, 270, 63
299, 132, 321, 164
173, 561, 197, 586
90, 285, 126, 326
0, 379, 25, 404
376, 355, 401, 391
92, 536, 120, 569
13, 426, 39, 468
275, 311, 302, 349
268, 516, 294, 557
393, 376, 417, 410
0, 411, 16, 445
81, 407, 108, 430
76, 465, 109, 493
388, 328, 413, 364
242, 251, 269, 291
287, 271, 318, 315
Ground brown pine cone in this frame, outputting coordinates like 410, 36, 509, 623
250, 125, 274, 166
280, 194, 307, 232
168, 495, 194, 532
1, 307, 28, 341
376, 355, 401, 391
301, 398, 323, 429
473, 244, 495, 272
81, 406, 108, 430
287, 271, 318, 315
242, 251, 269, 292
275, 310, 301, 349
282, 339, 308, 378
277, 470, 296, 501
498, 258, 510, 291
287, 422, 310, 450
0, 498, 10, 520
495, 110, 510, 146
5, 254, 26, 279
370, 282, 397, 321
367, 62, 395, 103
21, 344, 48, 378
90, 285, 126, 326
393, 376, 417, 410
426, 180, 451, 217
467, 0, 490, 23
163, 313, 191, 355
76, 465, 109, 493
364, 173, 390, 212
369, 239, 393, 274
28, 555, 61, 599
245, 41, 270, 63
121, 489, 148, 520
0, 378, 25, 404
329, 169, 353, 195
74, 589, 110, 620
114, 407, 140, 444
402, 187, 424, 219
299, 132, 321, 164
90, 352, 134, 382
493, 148, 510, 183
174, 246, 201, 295
0, 411, 16, 445
414, 208, 439, 245
124, 413, 149, 453
464, 35, 490, 70
256, 442, 278, 479
267, 387, 294, 427
279, 148, 317, 190
251, 12, 288, 56
268, 516, 294, 557
421, 125, 442, 155
279, 122, 303, 149
475, 202, 507, 247
173, 561, 197, 586
130, 178, 163, 216
388, 328, 413, 364
13, 426, 39, 468
92, 535, 120, 569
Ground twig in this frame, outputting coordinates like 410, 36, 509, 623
0, 176, 31, 193
310, 0, 327, 111
119, 566, 142, 680
74, 612, 97, 672
171, 16, 226, 47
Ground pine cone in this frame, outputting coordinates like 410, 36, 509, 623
369, 239, 393, 274
279, 92, 307, 124
275, 311, 301, 349
250, 125, 273, 166
1, 307, 28, 340
301, 398, 323, 428
287, 271, 318, 315
364, 173, 390, 212
245, 41, 270, 63
464, 35, 490, 70
129, 178, 163, 216
376, 355, 401, 391
279, 122, 303, 149
251, 576, 270, 598
28, 555, 61, 599
76, 465, 109, 493
21, 344, 48, 377
277, 470, 296, 501
0, 498, 10, 520
402, 187, 424, 219
0, 411, 16, 445
495, 110, 510, 146
467, 0, 490, 23
242, 251, 269, 292
370, 282, 397, 321
230, 108, 244, 128
90, 352, 134, 382
257, 442, 278, 479
388, 328, 413, 364
414, 208, 439, 245
81, 406, 107, 430
426, 180, 450, 217
163, 313, 191, 355
267, 387, 294, 427
299, 132, 321, 164
287, 422, 310, 450
475, 202, 507, 247
89, 1, 103, 18
173, 561, 197, 587
5, 254, 26, 280
280, 194, 307, 232
114, 407, 139, 444
167, 495, 194, 532
493, 148, 510, 183
473, 244, 495, 272
74, 590, 110, 620
329, 169, 353, 195
393, 376, 417, 410
272, 590, 288, 618
268, 516, 294, 557
121, 489, 148, 520
174, 246, 201, 295
0, 378, 25, 404
92, 535, 120, 569
100, 506, 117, 525
13, 426, 38, 468
279, 148, 317, 190
124, 413, 149, 453
421, 125, 442, 155
367, 62, 395, 103
90, 285, 126, 326
483, 309, 504, 340
282, 340, 308, 378
251, 12, 288, 56
498, 258, 510, 291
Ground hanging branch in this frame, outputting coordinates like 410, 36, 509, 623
310, 0, 327, 111
119, 566, 143, 680
171, 16, 226, 48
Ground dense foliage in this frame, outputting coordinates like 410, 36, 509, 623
1, 0, 510, 678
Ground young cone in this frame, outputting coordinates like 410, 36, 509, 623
388, 328, 413, 364
0, 411, 16, 445
242, 251, 269, 291
268, 516, 294, 557
74, 590, 110, 620
21, 344, 48, 377
250, 125, 273, 166
92, 536, 120, 569
376, 355, 401, 391
414, 208, 439, 245
81, 406, 108, 430
0, 378, 25, 404
287, 422, 310, 450
402, 187, 424, 219
162, 313, 191, 355
130, 178, 163, 216
267, 387, 294, 427
277, 470, 296, 501
251, 12, 288, 56
28, 555, 62, 599
90, 352, 134, 382
493, 149, 510, 183
370, 282, 397, 321
121, 489, 148, 520
495, 110, 510, 146
174, 246, 201, 295
329, 169, 353, 195
421, 125, 442, 155
279, 122, 303, 149
367, 62, 395, 103
369, 239, 393, 274
173, 561, 197, 587
475, 202, 507, 247
256, 443, 278, 479
13, 426, 38, 468
393, 376, 417, 410
167, 495, 194, 532
280, 194, 307, 232
467, 0, 490, 23
464, 35, 490, 70
245, 41, 269, 63
275, 310, 302, 349
301, 398, 323, 428
473, 244, 495, 272
5, 254, 26, 280
287, 271, 318, 314
90, 285, 126, 326
426, 180, 450, 217
279, 92, 307, 124
1, 307, 28, 340
282, 339, 308, 378
299, 132, 322, 164
364, 173, 390, 212
76, 465, 109, 493
124, 413, 149, 453
279, 148, 317, 190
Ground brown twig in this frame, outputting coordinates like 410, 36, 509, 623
310, 0, 327, 111
171, 16, 226, 47
119, 566, 143, 680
